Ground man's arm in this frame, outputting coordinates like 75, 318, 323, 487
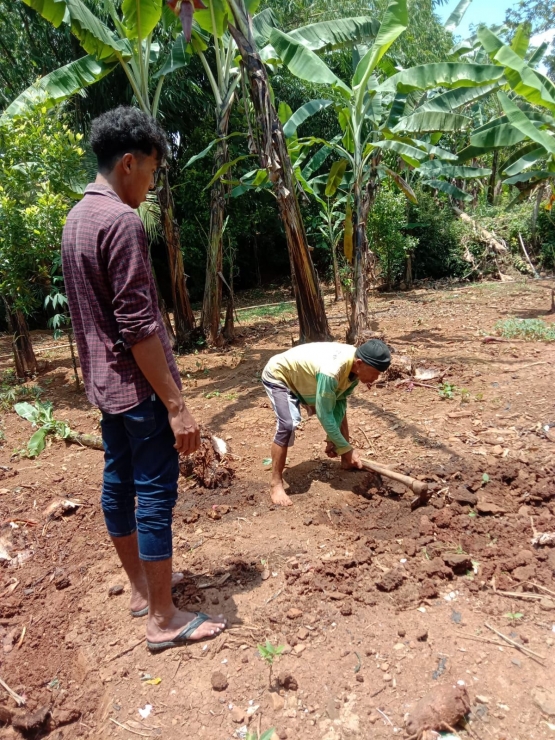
323, 406, 362, 469
131, 334, 200, 455
340, 413, 349, 441
315, 373, 352, 455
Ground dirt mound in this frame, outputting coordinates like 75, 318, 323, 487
179, 429, 235, 489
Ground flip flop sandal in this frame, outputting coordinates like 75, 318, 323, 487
146, 612, 223, 653
130, 606, 149, 618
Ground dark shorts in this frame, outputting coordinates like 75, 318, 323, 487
263, 378, 302, 447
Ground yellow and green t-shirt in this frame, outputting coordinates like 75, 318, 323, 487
262, 343, 358, 455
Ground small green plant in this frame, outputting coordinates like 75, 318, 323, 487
438, 382, 457, 400
204, 390, 221, 399
257, 640, 285, 688
224, 392, 237, 401
504, 611, 524, 625
482, 473, 490, 484
0, 382, 43, 411
494, 318, 555, 342
14, 401, 70, 457
246, 728, 277, 740
460, 388, 470, 404
0, 370, 44, 411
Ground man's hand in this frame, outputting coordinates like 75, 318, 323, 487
168, 405, 200, 455
325, 441, 338, 458
341, 449, 363, 470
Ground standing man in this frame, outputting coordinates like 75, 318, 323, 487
262, 340, 391, 506
62, 107, 226, 651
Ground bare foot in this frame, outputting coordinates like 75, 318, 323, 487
130, 572, 185, 614
146, 608, 227, 645
271, 483, 293, 507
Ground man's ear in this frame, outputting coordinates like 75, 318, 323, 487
120, 152, 134, 174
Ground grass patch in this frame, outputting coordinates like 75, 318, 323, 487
494, 317, 555, 342
237, 302, 296, 323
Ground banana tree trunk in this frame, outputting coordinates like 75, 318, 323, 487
157, 167, 196, 348
2, 297, 37, 378
347, 176, 376, 344
201, 106, 232, 346
227, 10, 330, 343
487, 150, 498, 206
332, 241, 343, 302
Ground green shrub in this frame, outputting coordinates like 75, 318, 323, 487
369, 187, 416, 289
470, 200, 534, 254
0, 108, 84, 315
536, 208, 555, 270
406, 187, 466, 280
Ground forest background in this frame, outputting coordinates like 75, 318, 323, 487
0, 0, 554, 367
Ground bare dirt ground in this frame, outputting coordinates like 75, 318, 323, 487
1, 280, 555, 740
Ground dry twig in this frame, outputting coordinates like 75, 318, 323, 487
109, 717, 152, 737
108, 638, 144, 662
525, 582, 555, 599
0, 676, 25, 706
485, 622, 545, 663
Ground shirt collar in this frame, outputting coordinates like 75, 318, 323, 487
84, 182, 123, 203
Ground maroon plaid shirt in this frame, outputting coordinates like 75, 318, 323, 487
61, 183, 181, 414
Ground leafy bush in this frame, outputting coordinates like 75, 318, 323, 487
469, 200, 534, 253
536, 208, 555, 270
406, 187, 466, 280
369, 187, 416, 289
0, 108, 84, 315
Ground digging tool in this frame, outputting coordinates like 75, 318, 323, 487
360, 458, 428, 504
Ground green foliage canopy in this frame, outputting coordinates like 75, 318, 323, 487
0, 108, 84, 313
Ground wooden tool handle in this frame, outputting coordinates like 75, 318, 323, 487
361, 458, 428, 496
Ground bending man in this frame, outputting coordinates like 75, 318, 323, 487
262, 340, 391, 506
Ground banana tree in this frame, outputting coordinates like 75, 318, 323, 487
269, 0, 505, 342
187, 0, 333, 342
176, 5, 259, 346
183, 8, 380, 343
183, 6, 378, 343
9, 0, 197, 347
457, 25, 555, 207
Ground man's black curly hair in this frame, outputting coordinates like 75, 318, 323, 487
90, 106, 168, 172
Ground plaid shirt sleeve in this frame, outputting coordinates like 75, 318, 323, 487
102, 212, 159, 349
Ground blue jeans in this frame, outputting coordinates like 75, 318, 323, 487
100, 394, 179, 561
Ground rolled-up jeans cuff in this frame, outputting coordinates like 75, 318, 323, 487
139, 550, 173, 562
106, 526, 137, 538
137, 524, 173, 561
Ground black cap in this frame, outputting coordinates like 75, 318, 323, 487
355, 339, 391, 372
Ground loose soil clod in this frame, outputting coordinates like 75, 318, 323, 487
12, 705, 50, 732
405, 683, 470, 735
211, 671, 228, 691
